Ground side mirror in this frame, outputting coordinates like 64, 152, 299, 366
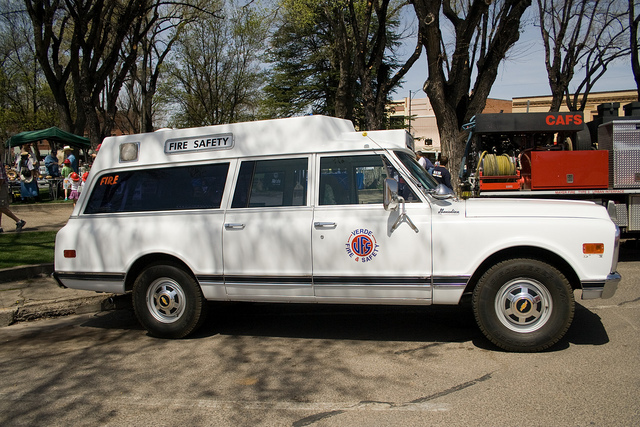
431, 183, 455, 200
384, 178, 399, 211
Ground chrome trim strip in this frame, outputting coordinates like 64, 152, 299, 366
55, 272, 125, 282
432, 276, 471, 286
314, 276, 430, 286
224, 276, 313, 285
54, 272, 126, 294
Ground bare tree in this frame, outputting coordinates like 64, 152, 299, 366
120, 11, 190, 133
162, 0, 268, 127
347, 0, 423, 130
118, 1, 220, 133
537, 0, 630, 112
0, 0, 57, 136
412, 0, 531, 189
24, 0, 161, 144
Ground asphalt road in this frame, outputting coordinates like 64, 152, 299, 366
0, 243, 639, 426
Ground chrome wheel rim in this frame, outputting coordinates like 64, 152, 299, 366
146, 277, 186, 323
495, 278, 552, 333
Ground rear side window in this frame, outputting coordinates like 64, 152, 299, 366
84, 163, 229, 214
232, 158, 308, 208
319, 155, 388, 205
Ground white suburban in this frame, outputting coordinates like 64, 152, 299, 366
54, 115, 621, 352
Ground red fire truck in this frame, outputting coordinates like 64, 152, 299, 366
460, 102, 640, 236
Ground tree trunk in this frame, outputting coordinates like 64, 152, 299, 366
413, 0, 531, 192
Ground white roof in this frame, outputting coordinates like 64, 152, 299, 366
93, 115, 413, 170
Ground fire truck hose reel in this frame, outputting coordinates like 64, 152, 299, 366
479, 152, 517, 176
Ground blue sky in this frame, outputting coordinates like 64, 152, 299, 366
394, 11, 636, 101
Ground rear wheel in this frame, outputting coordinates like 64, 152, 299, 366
472, 258, 574, 352
132, 263, 207, 338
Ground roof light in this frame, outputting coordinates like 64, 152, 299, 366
119, 142, 139, 162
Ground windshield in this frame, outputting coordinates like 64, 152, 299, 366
394, 151, 439, 191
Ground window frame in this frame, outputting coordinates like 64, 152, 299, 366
317, 153, 394, 206
83, 162, 230, 215
230, 156, 310, 209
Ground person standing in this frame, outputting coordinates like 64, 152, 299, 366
416, 150, 434, 173
0, 165, 26, 232
60, 159, 73, 200
68, 172, 81, 207
44, 149, 60, 177
17, 151, 39, 202
431, 155, 453, 190
63, 146, 78, 173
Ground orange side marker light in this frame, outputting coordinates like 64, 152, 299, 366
583, 243, 604, 254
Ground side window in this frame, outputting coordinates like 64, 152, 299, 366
319, 155, 388, 205
231, 158, 308, 208
84, 163, 229, 214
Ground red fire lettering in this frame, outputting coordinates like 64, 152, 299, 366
100, 175, 119, 185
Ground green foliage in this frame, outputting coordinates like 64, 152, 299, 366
264, 0, 411, 128
261, 4, 341, 118
0, 231, 56, 269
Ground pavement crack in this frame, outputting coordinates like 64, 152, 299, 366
290, 373, 492, 425
407, 372, 493, 405
619, 296, 640, 307
292, 410, 345, 427
394, 343, 442, 355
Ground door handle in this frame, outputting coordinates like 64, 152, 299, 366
314, 222, 337, 229
224, 223, 245, 230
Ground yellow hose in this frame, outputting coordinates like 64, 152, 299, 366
479, 153, 516, 176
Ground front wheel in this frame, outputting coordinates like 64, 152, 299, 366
132, 263, 208, 338
472, 258, 574, 352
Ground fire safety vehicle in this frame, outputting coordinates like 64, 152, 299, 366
55, 115, 620, 352
460, 102, 640, 236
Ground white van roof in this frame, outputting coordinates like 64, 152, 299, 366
93, 115, 413, 170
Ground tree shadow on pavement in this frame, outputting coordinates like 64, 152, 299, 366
78, 297, 609, 353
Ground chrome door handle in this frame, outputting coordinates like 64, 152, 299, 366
314, 222, 337, 228
224, 223, 245, 229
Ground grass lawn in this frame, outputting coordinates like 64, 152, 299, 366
0, 231, 57, 269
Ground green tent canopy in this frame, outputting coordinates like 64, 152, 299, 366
5, 127, 90, 148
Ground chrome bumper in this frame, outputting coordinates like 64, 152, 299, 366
581, 273, 621, 300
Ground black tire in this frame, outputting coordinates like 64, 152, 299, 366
132, 263, 208, 338
472, 258, 574, 352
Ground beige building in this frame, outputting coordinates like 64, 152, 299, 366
512, 89, 638, 121
388, 89, 638, 159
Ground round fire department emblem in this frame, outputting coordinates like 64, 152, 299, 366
345, 228, 380, 263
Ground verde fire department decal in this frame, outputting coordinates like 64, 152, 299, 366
345, 228, 380, 263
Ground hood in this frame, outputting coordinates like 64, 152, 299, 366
464, 198, 610, 220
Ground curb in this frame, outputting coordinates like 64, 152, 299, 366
0, 263, 132, 327
0, 293, 131, 328
0, 264, 54, 284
